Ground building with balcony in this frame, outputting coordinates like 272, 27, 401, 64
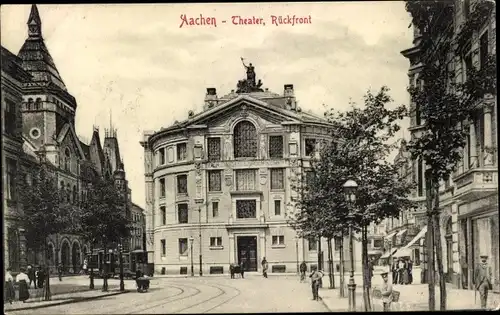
141, 65, 364, 275
399, 0, 498, 291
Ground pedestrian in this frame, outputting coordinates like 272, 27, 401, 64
368, 257, 375, 288
36, 266, 45, 288
407, 258, 413, 284
229, 264, 235, 279
239, 261, 245, 279
5, 267, 15, 304
474, 254, 493, 309
397, 258, 406, 285
380, 271, 393, 312
83, 259, 88, 275
391, 258, 398, 285
299, 261, 307, 282
309, 266, 324, 301
16, 268, 30, 303
58, 263, 63, 281
261, 257, 268, 278
27, 265, 35, 289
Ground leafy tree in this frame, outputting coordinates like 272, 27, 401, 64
78, 175, 131, 291
404, 0, 496, 310
290, 87, 415, 311
16, 162, 74, 301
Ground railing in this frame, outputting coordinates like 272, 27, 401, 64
454, 167, 498, 200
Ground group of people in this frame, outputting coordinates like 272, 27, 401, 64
391, 257, 413, 285
4, 266, 42, 304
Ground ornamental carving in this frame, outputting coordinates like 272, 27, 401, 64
225, 174, 233, 187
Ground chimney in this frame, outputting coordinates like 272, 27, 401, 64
284, 84, 296, 110
204, 87, 218, 110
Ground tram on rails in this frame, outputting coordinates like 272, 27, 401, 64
86, 249, 148, 279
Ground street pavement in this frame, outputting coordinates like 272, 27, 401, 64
6, 274, 328, 314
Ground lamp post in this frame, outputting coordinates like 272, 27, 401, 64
294, 235, 299, 275
118, 242, 125, 291
189, 237, 194, 277
198, 208, 203, 276
343, 179, 358, 312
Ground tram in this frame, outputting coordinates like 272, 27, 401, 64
86, 249, 148, 279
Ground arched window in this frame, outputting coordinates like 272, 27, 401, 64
60, 181, 65, 201
73, 185, 77, 204
35, 98, 42, 110
64, 148, 71, 171
233, 120, 258, 158
66, 183, 71, 203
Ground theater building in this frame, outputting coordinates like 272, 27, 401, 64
141, 65, 363, 275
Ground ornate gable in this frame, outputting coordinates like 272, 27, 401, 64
56, 123, 86, 160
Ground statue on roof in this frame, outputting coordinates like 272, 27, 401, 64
237, 58, 264, 93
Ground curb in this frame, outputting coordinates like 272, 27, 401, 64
5, 290, 130, 312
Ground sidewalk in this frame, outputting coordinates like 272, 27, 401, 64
4, 288, 129, 312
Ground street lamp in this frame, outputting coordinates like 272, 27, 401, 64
198, 207, 203, 277
118, 242, 125, 292
343, 179, 358, 312
294, 235, 299, 275
87, 249, 94, 289
189, 237, 194, 277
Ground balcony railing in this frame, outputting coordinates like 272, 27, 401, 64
454, 167, 498, 201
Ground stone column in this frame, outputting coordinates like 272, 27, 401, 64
483, 103, 494, 166
469, 121, 477, 168
229, 234, 235, 264
466, 218, 473, 290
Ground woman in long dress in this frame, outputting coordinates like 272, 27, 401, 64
5, 268, 15, 304
16, 268, 30, 303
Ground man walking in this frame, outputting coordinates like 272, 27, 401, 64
309, 266, 324, 301
261, 257, 268, 278
474, 254, 493, 309
391, 258, 399, 284
27, 265, 35, 288
58, 263, 64, 281
380, 271, 393, 312
300, 261, 307, 282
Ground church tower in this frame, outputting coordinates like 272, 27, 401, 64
18, 4, 78, 165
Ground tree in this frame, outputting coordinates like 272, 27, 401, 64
290, 87, 415, 311
78, 175, 131, 291
404, 0, 496, 310
16, 162, 74, 301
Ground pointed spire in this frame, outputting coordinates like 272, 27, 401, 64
27, 4, 42, 38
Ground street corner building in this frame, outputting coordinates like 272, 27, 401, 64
2, 5, 146, 274
141, 64, 364, 276
388, 0, 499, 292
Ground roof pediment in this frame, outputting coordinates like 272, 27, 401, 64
56, 123, 86, 160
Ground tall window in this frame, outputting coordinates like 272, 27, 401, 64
64, 148, 71, 171
159, 178, 166, 198
208, 170, 222, 192
72, 185, 77, 204
334, 237, 342, 251
235, 169, 256, 191
177, 175, 188, 194
305, 139, 317, 156
161, 239, 166, 257
212, 201, 219, 217
415, 103, 422, 126
236, 200, 257, 219
269, 135, 284, 158
207, 137, 221, 161
4, 100, 17, 136
66, 183, 71, 203
160, 206, 166, 225
6, 159, 17, 201
177, 143, 187, 161
178, 238, 188, 256
234, 121, 258, 158
270, 168, 284, 190
417, 158, 423, 197
159, 148, 166, 165
308, 237, 318, 251
177, 203, 188, 224
272, 235, 285, 246
480, 31, 489, 70
274, 200, 281, 216
463, 53, 473, 82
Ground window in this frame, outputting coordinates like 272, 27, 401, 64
233, 121, 258, 158
415, 103, 421, 126
480, 31, 489, 70
73, 185, 77, 204
161, 239, 166, 257
208, 170, 222, 192
177, 174, 188, 194
207, 137, 221, 161
159, 178, 166, 198
235, 169, 256, 191
236, 200, 257, 219
212, 202, 219, 217
160, 206, 166, 225
373, 239, 384, 248
66, 183, 71, 203
177, 204, 188, 224
463, 53, 473, 82
64, 148, 71, 171
417, 158, 423, 197
305, 139, 317, 156
334, 237, 342, 251
274, 200, 281, 216
159, 148, 166, 165
178, 238, 188, 256
269, 135, 284, 158
177, 143, 187, 161
308, 237, 317, 251
210, 237, 222, 247
6, 159, 17, 201
270, 168, 284, 190
272, 235, 285, 246
4, 100, 17, 136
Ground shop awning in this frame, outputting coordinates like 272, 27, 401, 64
396, 229, 407, 237
403, 226, 428, 249
393, 247, 412, 258
380, 248, 398, 259
368, 249, 383, 256
384, 232, 397, 240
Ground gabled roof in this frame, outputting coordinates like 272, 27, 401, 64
89, 129, 105, 175
1, 46, 32, 83
56, 123, 87, 160
103, 136, 122, 174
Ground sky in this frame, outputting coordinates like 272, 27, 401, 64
1, 3, 413, 209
